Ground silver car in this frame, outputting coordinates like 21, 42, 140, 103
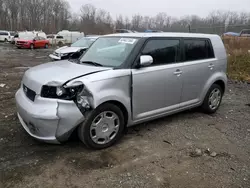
49, 36, 99, 60
16, 33, 227, 149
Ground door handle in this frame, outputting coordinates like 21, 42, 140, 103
174, 69, 183, 76
208, 64, 214, 69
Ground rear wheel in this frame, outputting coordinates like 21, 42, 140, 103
4, 38, 8, 43
201, 84, 223, 114
58, 41, 63, 47
78, 103, 125, 149
30, 44, 34, 49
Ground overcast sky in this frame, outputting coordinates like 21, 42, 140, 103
69, 0, 250, 18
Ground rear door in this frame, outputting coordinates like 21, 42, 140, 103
132, 38, 183, 121
179, 38, 216, 107
33, 36, 40, 48
39, 37, 46, 47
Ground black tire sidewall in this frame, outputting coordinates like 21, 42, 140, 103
202, 84, 223, 114
78, 103, 125, 149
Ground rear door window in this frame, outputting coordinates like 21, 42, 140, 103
184, 39, 214, 61
141, 39, 181, 66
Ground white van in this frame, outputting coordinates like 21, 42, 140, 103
47, 34, 66, 46
57, 30, 85, 44
0, 31, 12, 42
12, 31, 47, 44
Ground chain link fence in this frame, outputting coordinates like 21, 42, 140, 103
190, 24, 250, 35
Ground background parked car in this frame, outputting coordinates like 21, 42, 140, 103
114, 29, 137, 33
47, 34, 66, 46
0, 30, 13, 42
49, 36, 98, 60
239, 29, 250, 37
56, 30, 85, 44
12, 31, 47, 44
222, 32, 240, 37
16, 36, 49, 49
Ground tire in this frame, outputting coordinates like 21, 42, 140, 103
201, 84, 223, 114
45, 43, 49, 49
30, 44, 34, 50
58, 41, 63, 47
78, 103, 125, 149
4, 38, 8, 43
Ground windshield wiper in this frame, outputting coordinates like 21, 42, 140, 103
81, 61, 103, 67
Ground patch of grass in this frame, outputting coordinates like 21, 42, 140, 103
223, 37, 250, 81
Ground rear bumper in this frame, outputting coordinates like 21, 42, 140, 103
15, 88, 84, 144
49, 54, 61, 60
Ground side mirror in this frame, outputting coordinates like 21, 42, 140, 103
140, 55, 153, 67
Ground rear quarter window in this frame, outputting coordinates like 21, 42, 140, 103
184, 39, 214, 61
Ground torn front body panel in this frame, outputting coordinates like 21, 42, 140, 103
65, 69, 133, 126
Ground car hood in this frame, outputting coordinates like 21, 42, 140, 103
22, 60, 111, 93
55, 46, 87, 54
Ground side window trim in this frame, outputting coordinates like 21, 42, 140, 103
133, 37, 182, 68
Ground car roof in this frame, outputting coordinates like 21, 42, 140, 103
86, 36, 99, 39
104, 32, 219, 39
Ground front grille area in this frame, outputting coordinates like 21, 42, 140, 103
23, 84, 36, 101
53, 52, 59, 57
16, 41, 26, 44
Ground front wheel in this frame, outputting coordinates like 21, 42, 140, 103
201, 84, 223, 114
78, 103, 125, 149
30, 44, 34, 50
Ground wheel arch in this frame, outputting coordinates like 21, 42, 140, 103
96, 100, 129, 127
201, 72, 227, 102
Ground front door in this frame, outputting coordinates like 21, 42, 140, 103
132, 38, 183, 121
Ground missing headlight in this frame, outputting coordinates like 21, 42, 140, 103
41, 84, 83, 100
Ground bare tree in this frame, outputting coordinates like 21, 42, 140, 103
0, 1, 250, 35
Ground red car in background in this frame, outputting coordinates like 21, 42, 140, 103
16, 36, 49, 49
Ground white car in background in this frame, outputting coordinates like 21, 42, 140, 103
47, 34, 66, 46
49, 36, 99, 60
0, 30, 13, 42
57, 30, 85, 44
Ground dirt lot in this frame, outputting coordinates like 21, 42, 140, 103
0, 43, 250, 188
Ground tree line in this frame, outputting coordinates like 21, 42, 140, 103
1, 0, 250, 34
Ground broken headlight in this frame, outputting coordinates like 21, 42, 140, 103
41, 83, 83, 100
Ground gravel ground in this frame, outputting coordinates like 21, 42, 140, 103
0, 43, 250, 188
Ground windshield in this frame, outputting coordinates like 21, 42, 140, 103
71, 37, 97, 47
22, 36, 34, 40
80, 37, 138, 67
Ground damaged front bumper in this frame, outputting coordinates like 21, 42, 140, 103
15, 88, 85, 144
49, 54, 61, 60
